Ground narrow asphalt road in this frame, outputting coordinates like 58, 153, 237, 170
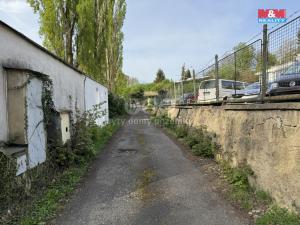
53, 112, 249, 225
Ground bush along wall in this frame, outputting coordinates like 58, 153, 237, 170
151, 113, 216, 158
0, 80, 121, 225
108, 92, 126, 119
152, 113, 300, 225
0, 152, 19, 214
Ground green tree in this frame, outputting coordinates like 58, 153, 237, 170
28, 0, 79, 65
234, 42, 255, 70
28, 0, 127, 92
219, 64, 235, 80
232, 42, 259, 82
256, 52, 277, 71
130, 87, 144, 100
185, 69, 192, 80
154, 69, 166, 83
181, 65, 186, 80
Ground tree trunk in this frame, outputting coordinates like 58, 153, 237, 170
66, 27, 73, 65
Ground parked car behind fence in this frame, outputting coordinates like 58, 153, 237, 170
268, 61, 300, 96
198, 79, 247, 102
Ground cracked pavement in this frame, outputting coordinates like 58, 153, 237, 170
53, 112, 249, 225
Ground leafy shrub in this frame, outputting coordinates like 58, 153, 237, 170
174, 124, 189, 138
220, 162, 257, 209
222, 164, 254, 190
71, 117, 95, 165
191, 140, 215, 158
255, 190, 273, 204
49, 144, 74, 168
181, 126, 215, 158
151, 113, 176, 129
183, 128, 199, 148
108, 92, 126, 119
0, 153, 18, 210
153, 114, 216, 158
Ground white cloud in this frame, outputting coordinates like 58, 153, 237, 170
0, 0, 29, 14
0, 0, 42, 44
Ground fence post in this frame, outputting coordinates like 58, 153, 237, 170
173, 81, 176, 105
192, 69, 196, 98
215, 54, 219, 102
261, 24, 268, 102
181, 80, 184, 99
234, 51, 237, 96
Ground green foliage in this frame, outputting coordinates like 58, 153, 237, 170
256, 206, 300, 225
180, 65, 192, 81
152, 113, 298, 222
28, 0, 78, 64
256, 52, 278, 72
122, 80, 173, 99
28, 0, 127, 92
182, 127, 215, 158
70, 116, 95, 165
108, 92, 126, 119
255, 190, 273, 204
182, 80, 196, 93
191, 139, 215, 158
1, 79, 121, 224
153, 114, 215, 158
185, 69, 192, 80
220, 162, 259, 209
0, 152, 19, 211
219, 63, 235, 80
151, 113, 176, 130
154, 69, 166, 83
174, 124, 189, 138
20, 167, 86, 225
219, 42, 265, 83
222, 163, 254, 190
234, 42, 255, 71
16, 122, 120, 225
130, 87, 144, 100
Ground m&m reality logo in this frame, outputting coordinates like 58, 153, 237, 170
258, 9, 287, 23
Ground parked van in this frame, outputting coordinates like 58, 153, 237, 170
198, 79, 247, 102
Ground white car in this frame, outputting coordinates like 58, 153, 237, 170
198, 79, 247, 102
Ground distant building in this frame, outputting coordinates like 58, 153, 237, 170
144, 91, 159, 106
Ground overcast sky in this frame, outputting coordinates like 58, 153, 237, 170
0, 0, 299, 83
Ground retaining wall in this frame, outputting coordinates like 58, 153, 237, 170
159, 104, 300, 211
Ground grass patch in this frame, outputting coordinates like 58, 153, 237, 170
19, 167, 85, 225
221, 162, 256, 210
256, 206, 300, 225
135, 168, 156, 201
14, 122, 120, 225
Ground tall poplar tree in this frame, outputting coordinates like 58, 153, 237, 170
28, 0, 127, 93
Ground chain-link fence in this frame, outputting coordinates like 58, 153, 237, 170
196, 64, 216, 102
161, 16, 300, 106
267, 17, 300, 96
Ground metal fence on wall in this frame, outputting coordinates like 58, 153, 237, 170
218, 40, 262, 99
267, 17, 300, 95
163, 16, 300, 106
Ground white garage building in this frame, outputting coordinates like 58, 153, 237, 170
0, 21, 109, 175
